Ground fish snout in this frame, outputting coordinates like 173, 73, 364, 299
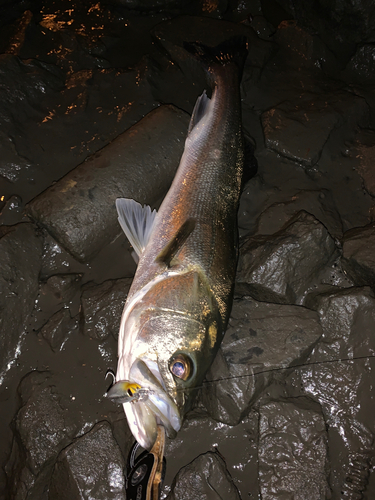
116, 358, 182, 450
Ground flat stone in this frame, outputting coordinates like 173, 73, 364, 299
27, 105, 190, 262
166, 451, 241, 500
258, 399, 330, 499
201, 296, 322, 425
0, 223, 42, 379
81, 278, 132, 340
341, 223, 375, 289
48, 421, 126, 500
237, 211, 338, 304
261, 90, 368, 167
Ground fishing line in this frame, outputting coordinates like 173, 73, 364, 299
176, 352, 375, 394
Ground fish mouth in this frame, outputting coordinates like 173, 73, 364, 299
124, 358, 181, 450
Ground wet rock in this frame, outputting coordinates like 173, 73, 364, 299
237, 211, 338, 304
201, 295, 322, 425
40, 233, 86, 280
341, 224, 375, 289
0, 223, 42, 379
164, 408, 259, 497
166, 451, 240, 500
349, 129, 375, 197
0, 194, 25, 225
261, 90, 368, 167
49, 421, 126, 500
293, 286, 375, 497
258, 398, 330, 499
256, 189, 343, 239
39, 308, 79, 352
27, 105, 190, 262
343, 44, 375, 85
42, 274, 83, 305
5, 371, 77, 500
274, 20, 340, 77
81, 278, 132, 340
274, 0, 375, 63
0, 132, 32, 184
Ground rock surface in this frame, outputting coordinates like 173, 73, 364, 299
292, 286, 375, 498
49, 421, 126, 500
27, 105, 190, 262
341, 224, 375, 289
81, 278, 132, 340
237, 211, 338, 304
166, 451, 241, 500
261, 91, 368, 167
0, 223, 42, 379
201, 295, 322, 425
258, 399, 330, 499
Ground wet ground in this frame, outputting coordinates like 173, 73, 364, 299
1, 0, 375, 499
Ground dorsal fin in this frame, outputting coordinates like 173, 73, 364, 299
155, 218, 196, 267
187, 90, 211, 136
116, 198, 157, 258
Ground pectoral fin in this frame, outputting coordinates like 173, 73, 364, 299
155, 218, 196, 267
116, 198, 157, 260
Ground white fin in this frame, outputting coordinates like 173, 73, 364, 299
187, 90, 211, 136
116, 198, 157, 258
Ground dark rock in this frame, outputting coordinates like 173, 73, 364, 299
42, 274, 83, 305
258, 398, 330, 499
273, 20, 340, 77
293, 287, 375, 497
0, 194, 25, 225
39, 308, 79, 352
164, 408, 259, 498
5, 371, 77, 500
237, 211, 338, 304
248, 15, 276, 41
27, 105, 190, 262
274, 0, 373, 63
351, 129, 375, 197
48, 421, 126, 500
255, 189, 343, 239
343, 44, 375, 85
341, 224, 375, 289
201, 296, 322, 425
40, 233, 86, 280
261, 91, 368, 167
81, 278, 132, 340
0, 223, 42, 379
166, 451, 241, 500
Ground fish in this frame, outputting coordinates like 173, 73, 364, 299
107, 36, 249, 450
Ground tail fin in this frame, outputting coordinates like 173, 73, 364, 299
183, 36, 248, 81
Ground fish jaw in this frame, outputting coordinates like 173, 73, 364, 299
119, 357, 181, 450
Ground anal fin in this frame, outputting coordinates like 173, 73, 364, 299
155, 218, 196, 267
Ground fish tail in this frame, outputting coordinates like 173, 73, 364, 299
183, 36, 248, 81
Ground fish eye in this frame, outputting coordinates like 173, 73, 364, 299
169, 354, 191, 381
127, 388, 133, 396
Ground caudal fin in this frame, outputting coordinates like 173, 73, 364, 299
183, 36, 248, 80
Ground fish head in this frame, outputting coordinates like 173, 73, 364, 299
111, 309, 221, 450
